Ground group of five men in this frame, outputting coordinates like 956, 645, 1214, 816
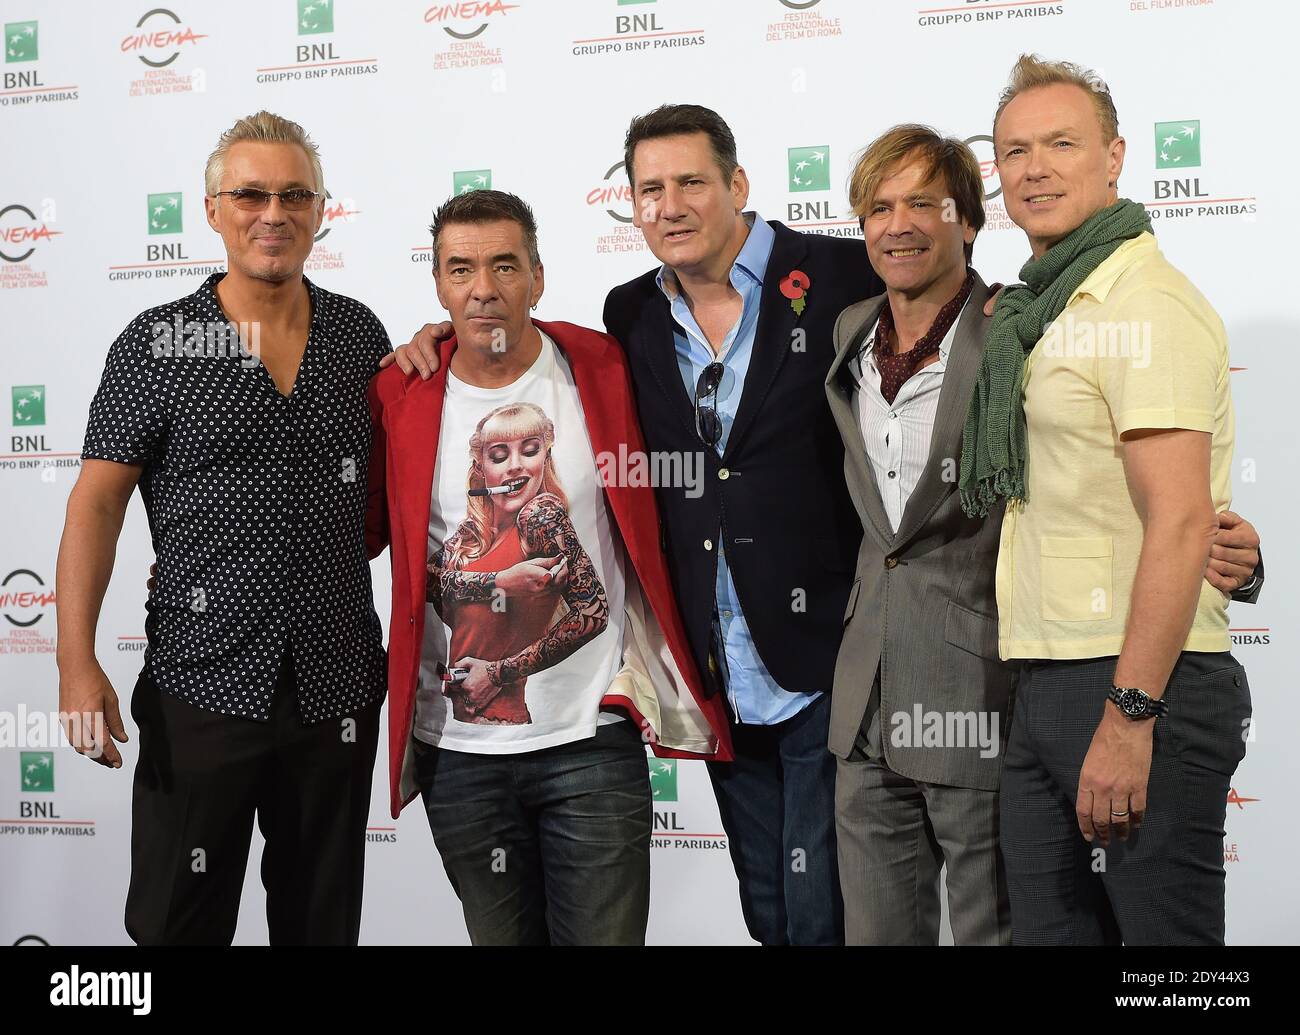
56, 53, 1261, 946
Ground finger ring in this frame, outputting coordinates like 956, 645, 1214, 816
1111, 809, 1130, 817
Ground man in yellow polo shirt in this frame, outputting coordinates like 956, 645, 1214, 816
961, 54, 1254, 944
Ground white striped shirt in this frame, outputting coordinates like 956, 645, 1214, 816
848, 299, 970, 533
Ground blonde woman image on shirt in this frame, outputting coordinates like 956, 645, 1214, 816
427, 402, 609, 725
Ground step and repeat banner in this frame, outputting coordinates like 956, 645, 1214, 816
1, 0, 1294, 945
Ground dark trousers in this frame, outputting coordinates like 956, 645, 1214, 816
1000, 651, 1251, 945
414, 719, 651, 946
125, 655, 381, 945
706, 691, 843, 945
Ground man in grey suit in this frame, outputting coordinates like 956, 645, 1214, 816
823, 125, 1263, 945
824, 126, 1011, 945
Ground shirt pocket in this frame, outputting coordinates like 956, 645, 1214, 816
1040, 536, 1113, 622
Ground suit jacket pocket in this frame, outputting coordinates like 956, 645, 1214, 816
943, 599, 1000, 660
843, 577, 862, 626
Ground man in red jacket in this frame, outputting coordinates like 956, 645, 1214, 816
365, 189, 731, 945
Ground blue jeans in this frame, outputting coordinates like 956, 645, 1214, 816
413, 720, 651, 945
707, 691, 843, 945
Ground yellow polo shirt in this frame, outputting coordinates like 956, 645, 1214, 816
995, 232, 1235, 660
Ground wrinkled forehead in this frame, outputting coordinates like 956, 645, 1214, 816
439, 219, 530, 263
632, 132, 725, 186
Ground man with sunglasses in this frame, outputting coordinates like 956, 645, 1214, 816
57, 111, 388, 944
600, 106, 887, 946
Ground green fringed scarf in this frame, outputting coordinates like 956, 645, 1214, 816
958, 199, 1152, 518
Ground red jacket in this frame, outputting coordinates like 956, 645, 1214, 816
366, 320, 733, 818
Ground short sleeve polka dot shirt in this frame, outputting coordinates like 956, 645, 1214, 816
82, 273, 390, 725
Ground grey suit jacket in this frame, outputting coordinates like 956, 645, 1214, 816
823, 274, 1015, 791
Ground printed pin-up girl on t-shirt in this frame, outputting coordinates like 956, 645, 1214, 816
427, 402, 609, 725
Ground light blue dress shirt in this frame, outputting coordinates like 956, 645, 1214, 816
654, 212, 820, 726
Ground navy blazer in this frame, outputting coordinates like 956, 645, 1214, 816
603, 219, 884, 698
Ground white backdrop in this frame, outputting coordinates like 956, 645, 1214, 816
1, 0, 1295, 945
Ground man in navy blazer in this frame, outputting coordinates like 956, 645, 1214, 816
598, 105, 887, 944
392, 105, 884, 945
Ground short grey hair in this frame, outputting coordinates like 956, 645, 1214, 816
204, 110, 324, 197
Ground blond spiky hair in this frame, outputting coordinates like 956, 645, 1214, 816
204, 110, 324, 196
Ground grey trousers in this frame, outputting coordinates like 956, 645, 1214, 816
1000, 651, 1251, 945
835, 752, 1011, 945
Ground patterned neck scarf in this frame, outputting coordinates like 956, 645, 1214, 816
872, 268, 975, 405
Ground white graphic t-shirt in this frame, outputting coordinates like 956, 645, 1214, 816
414, 331, 628, 753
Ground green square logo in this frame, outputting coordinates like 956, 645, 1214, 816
11, 385, 45, 426
298, 0, 334, 35
147, 192, 182, 235
21, 752, 53, 793
1155, 120, 1200, 169
788, 146, 830, 192
649, 758, 677, 802
453, 169, 492, 195
5, 21, 37, 63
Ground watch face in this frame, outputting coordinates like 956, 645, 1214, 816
1118, 689, 1147, 717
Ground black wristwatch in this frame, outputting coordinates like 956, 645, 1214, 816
1108, 685, 1169, 720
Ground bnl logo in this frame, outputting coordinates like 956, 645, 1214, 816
787, 146, 836, 223
21, 751, 53, 793
20, 752, 60, 820
147, 193, 189, 263
1154, 119, 1208, 200
617, 0, 660, 34
454, 170, 492, 196
12, 385, 45, 426
11, 385, 48, 453
649, 757, 677, 802
298, 0, 334, 35
5, 21, 37, 62
4, 20, 43, 91
297, 0, 339, 62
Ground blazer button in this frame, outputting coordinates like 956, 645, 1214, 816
408, 616, 415, 625
718, 468, 730, 480
704, 539, 714, 551
884, 556, 898, 569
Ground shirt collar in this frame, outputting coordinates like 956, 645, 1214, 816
862, 294, 972, 378
197, 271, 325, 335
655, 210, 774, 302
1067, 231, 1155, 307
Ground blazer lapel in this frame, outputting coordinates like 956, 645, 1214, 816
542, 320, 635, 534
639, 291, 698, 439
723, 223, 809, 462
825, 296, 894, 550
893, 275, 990, 547
388, 339, 455, 615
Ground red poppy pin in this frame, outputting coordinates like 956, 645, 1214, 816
779, 269, 810, 316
